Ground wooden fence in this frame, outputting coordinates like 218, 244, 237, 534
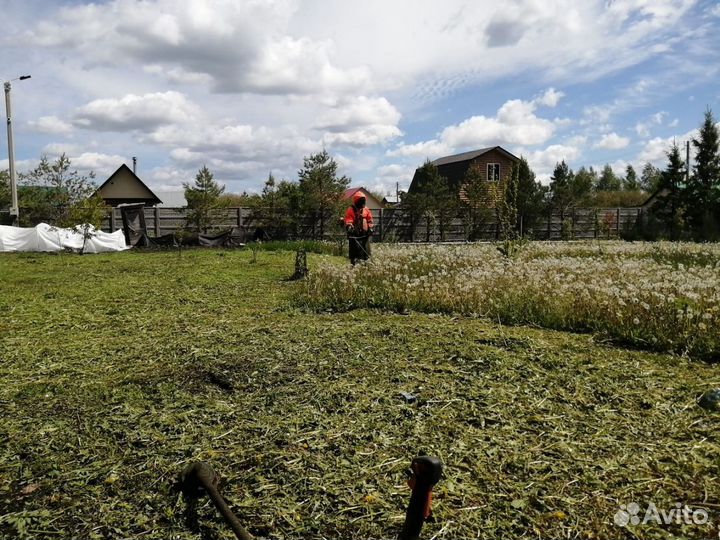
101, 206, 644, 242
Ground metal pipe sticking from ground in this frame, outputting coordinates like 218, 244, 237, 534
180, 461, 254, 540
399, 455, 444, 540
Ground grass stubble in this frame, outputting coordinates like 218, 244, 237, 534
0, 244, 717, 539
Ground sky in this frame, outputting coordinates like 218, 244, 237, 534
1, 0, 719, 197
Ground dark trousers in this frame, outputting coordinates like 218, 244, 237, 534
349, 235, 371, 265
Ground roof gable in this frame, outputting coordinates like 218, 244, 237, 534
342, 187, 384, 208
95, 164, 162, 205
430, 146, 519, 167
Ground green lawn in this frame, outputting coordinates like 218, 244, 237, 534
0, 249, 718, 539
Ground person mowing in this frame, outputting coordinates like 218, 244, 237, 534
344, 193, 374, 265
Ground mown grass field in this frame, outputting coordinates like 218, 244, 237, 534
0, 247, 718, 540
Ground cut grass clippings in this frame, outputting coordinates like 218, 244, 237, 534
0, 248, 718, 539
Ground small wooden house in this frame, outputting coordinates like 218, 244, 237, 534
408, 146, 520, 198
95, 164, 162, 207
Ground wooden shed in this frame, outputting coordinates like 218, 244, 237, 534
95, 164, 162, 207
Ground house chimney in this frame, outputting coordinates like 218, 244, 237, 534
132, 156, 137, 174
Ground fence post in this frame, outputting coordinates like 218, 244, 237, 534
571, 208, 575, 240
378, 208, 384, 242
154, 207, 160, 237
236, 207, 242, 228
616, 208, 621, 236
547, 212, 551, 240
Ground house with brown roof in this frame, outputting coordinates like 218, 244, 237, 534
342, 187, 385, 210
408, 146, 520, 198
95, 164, 162, 207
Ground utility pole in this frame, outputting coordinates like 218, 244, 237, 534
4, 75, 31, 226
686, 140, 690, 184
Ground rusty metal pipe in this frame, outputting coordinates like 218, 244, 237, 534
181, 461, 253, 540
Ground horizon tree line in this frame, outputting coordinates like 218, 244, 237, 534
2, 108, 717, 241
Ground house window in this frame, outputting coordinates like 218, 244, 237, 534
487, 163, 500, 181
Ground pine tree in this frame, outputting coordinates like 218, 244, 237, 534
462, 163, 493, 240
652, 143, 685, 239
624, 165, 640, 191
549, 161, 574, 221
497, 163, 519, 240
410, 160, 459, 241
184, 166, 225, 233
298, 150, 349, 239
596, 164, 621, 191
685, 107, 720, 238
514, 157, 547, 236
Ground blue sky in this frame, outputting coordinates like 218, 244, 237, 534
1, 0, 719, 196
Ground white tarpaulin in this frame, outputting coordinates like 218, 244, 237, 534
0, 223, 129, 253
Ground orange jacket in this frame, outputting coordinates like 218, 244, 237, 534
344, 193, 374, 232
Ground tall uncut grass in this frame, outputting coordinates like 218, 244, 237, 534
301, 241, 720, 357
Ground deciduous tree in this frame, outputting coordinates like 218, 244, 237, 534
0, 170, 9, 220
640, 162, 662, 192
19, 154, 102, 228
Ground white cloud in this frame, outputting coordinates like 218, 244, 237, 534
242, 36, 373, 96
20, 0, 703, 101
323, 125, 402, 147
610, 159, 630, 174
377, 164, 415, 179
42, 143, 82, 156
387, 139, 452, 159
523, 143, 582, 183
147, 123, 317, 163
533, 88, 565, 108
0, 158, 37, 173
635, 111, 667, 136
315, 96, 402, 147
2, 152, 123, 179
21, 0, 369, 98
596, 132, 631, 150
138, 120, 323, 188
565, 135, 588, 147
636, 128, 697, 164
389, 95, 558, 158
638, 136, 674, 164
315, 97, 401, 131
69, 152, 127, 176
5, 0, 715, 193
27, 115, 73, 135
74, 91, 197, 131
